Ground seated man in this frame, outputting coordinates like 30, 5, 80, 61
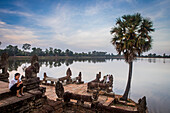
9, 73, 24, 97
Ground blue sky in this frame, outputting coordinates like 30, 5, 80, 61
0, 0, 170, 54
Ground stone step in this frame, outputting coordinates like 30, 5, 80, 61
0, 89, 44, 113
0, 81, 27, 100
0, 81, 14, 100
0, 89, 15, 100
0, 92, 32, 107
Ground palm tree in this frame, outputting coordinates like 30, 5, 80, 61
110, 13, 154, 101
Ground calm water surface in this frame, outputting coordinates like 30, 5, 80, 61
8, 58, 170, 113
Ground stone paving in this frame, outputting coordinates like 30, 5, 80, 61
41, 83, 114, 105
41, 83, 137, 111
41, 83, 90, 101
0, 81, 9, 94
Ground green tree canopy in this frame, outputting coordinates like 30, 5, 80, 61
22, 43, 31, 51
111, 13, 154, 63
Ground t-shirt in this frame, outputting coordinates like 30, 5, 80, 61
9, 78, 21, 89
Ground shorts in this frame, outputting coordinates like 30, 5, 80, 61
10, 83, 23, 92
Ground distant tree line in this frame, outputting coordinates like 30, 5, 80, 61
0, 43, 169, 58
139, 53, 170, 58
0, 43, 116, 57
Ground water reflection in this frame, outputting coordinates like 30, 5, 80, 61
8, 58, 119, 72
8, 60, 27, 72
8, 58, 168, 72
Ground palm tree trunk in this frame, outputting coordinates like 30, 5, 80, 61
120, 61, 133, 101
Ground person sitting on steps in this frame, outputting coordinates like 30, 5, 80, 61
9, 73, 24, 97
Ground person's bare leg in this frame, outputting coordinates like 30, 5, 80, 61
16, 90, 21, 97
21, 87, 24, 96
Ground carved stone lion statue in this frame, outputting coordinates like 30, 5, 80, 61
25, 55, 40, 79
0, 53, 9, 74
31, 55, 39, 65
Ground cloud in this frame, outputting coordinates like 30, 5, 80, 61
0, 9, 32, 17
84, 0, 114, 16
85, 6, 99, 16
67, 28, 111, 48
150, 28, 170, 54
0, 4, 76, 49
24, 3, 113, 51
37, 5, 72, 33
0, 21, 6, 25
0, 20, 39, 46
139, 0, 170, 20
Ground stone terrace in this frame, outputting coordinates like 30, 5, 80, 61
0, 81, 137, 112
41, 83, 137, 111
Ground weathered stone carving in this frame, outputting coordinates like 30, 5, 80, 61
92, 90, 99, 101
42, 68, 75, 85
55, 81, 64, 98
137, 96, 147, 113
88, 82, 111, 92
66, 68, 72, 76
91, 72, 101, 82
0, 53, 9, 82
0, 53, 8, 74
88, 73, 113, 93
76, 72, 84, 84
31, 54, 39, 65
25, 55, 40, 79
108, 75, 113, 87
23, 55, 40, 91
43, 72, 47, 84
65, 68, 72, 83
100, 75, 106, 83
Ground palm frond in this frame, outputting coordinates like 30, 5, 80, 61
110, 13, 154, 63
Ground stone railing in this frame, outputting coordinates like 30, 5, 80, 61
42, 72, 84, 86
87, 72, 114, 95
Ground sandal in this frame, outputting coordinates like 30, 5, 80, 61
17, 95, 22, 98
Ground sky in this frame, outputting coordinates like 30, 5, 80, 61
0, 0, 170, 55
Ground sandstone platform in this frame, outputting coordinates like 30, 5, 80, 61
41, 83, 137, 111
0, 80, 139, 112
